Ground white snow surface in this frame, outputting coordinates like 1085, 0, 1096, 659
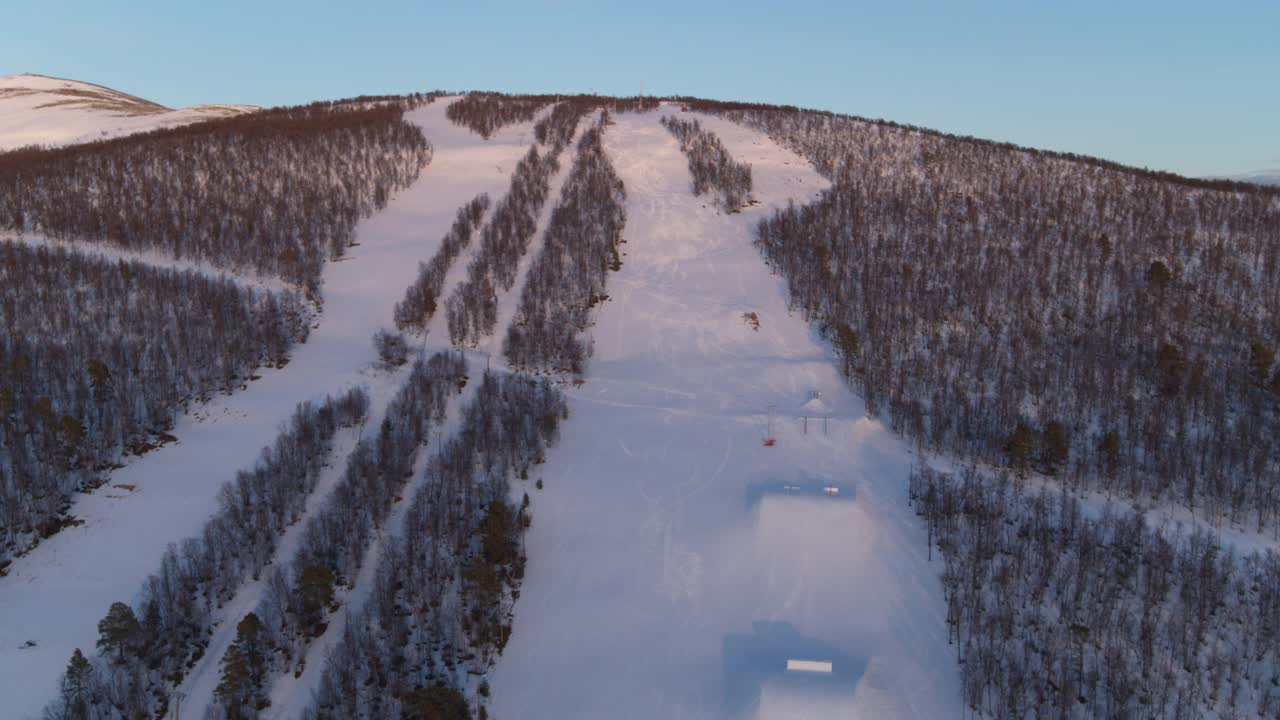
0, 73, 256, 151
0, 98, 535, 720
486, 108, 962, 719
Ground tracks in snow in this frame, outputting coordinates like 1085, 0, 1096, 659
485, 108, 963, 719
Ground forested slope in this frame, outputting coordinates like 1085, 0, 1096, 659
666, 104, 1280, 719
0, 96, 435, 291
694, 99, 1280, 531
0, 242, 310, 567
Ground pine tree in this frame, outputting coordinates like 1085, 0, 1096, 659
400, 685, 469, 720
215, 643, 250, 718
234, 607, 266, 702
1249, 340, 1275, 385
96, 601, 139, 663
296, 564, 335, 635
1005, 423, 1034, 472
58, 648, 95, 720
1041, 420, 1069, 473
1098, 431, 1121, 477
1155, 343, 1185, 397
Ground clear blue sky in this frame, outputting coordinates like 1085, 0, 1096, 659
4, 0, 1276, 177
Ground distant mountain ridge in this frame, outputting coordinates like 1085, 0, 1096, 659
1234, 169, 1280, 186
0, 73, 257, 151
1205, 168, 1280, 186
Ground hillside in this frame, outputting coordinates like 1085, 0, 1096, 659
0, 85, 1277, 719
0, 73, 256, 150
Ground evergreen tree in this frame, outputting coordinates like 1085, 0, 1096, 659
1098, 431, 1120, 477
1041, 420, 1069, 473
1005, 423, 1034, 472
1250, 340, 1275, 385
215, 643, 250, 718
1155, 343, 1185, 397
400, 685, 469, 720
96, 601, 139, 663
57, 648, 95, 720
220, 612, 268, 712
296, 564, 335, 635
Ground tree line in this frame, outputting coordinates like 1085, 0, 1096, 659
444, 136, 571, 347
0, 97, 434, 293
445, 91, 660, 141
910, 465, 1280, 718
672, 95, 1280, 197
303, 370, 567, 720
505, 115, 627, 374
702, 102, 1280, 533
0, 241, 309, 568
40, 389, 369, 720
660, 114, 752, 211
445, 93, 556, 139
394, 194, 491, 334
210, 351, 469, 717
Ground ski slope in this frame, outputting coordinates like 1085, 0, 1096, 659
0, 73, 256, 151
487, 108, 962, 718
0, 99, 535, 720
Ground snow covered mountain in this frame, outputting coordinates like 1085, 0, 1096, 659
1, 83, 1278, 720
0, 73, 256, 151
1234, 169, 1280, 186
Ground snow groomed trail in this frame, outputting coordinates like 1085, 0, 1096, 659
0, 99, 535, 720
487, 108, 962, 719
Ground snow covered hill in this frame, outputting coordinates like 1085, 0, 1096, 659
0, 98, 533, 720
3, 84, 1276, 719
0, 73, 256, 150
1234, 169, 1280, 186
486, 106, 959, 719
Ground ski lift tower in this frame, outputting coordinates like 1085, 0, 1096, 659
763, 404, 777, 446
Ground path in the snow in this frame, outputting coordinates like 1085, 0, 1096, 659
487, 107, 962, 719
0, 99, 535, 720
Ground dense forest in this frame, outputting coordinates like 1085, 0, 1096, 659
505, 115, 627, 373
660, 114, 752, 211
0, 96, 435, 291
303, 371, 567, 720
0, 241, 310, 567
910, 465, 1280, 719
394, 194, 491, 334
686, 102, 1280, 532
40, 389, 369, 720
220, 351, 468, 716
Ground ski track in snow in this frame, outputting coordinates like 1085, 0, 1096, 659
486, 107, 963, 719
0, 99, 533, 720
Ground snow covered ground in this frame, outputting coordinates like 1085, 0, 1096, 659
0, 98, 535, 720
0, 74, 256, 151
1, 97, 967, 719
7, 80, 1277, 719
487, 108, 962, 719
